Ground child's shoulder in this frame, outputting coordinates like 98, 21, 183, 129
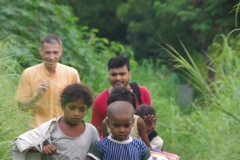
84, 122, 99, 132
132, 137, 148, 147
94, 137, 110, 148
84, 122, 95, 128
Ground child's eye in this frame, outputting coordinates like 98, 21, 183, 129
79, 108, 86, 112
69, 106, 75, 110
113, 124, 120, 128
124, 124, 131, 128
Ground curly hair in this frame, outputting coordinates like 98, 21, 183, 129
135, 104, 155, 119
107, 86, 137, 109
60, 83, 93, 108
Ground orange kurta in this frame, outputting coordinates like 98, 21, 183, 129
15, 63, 80, 127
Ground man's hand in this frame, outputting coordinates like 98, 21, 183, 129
144, 115, 156, 135
18, 80, 49, 111
38, 80, 50, 96
42, 144, 57, 155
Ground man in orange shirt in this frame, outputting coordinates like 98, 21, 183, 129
15, 34, 80, 127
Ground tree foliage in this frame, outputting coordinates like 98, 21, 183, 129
58, 0, 128, 43
0, 0, 126, 92
117, 0, 239, 60
57, 0, 240, 62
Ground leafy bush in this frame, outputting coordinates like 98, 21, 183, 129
0, 0, 128, 94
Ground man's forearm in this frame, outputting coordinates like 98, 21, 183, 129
18, 93, 42, 111
95, 126, 102, 137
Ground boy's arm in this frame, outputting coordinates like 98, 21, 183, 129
137, 118, 152, 148
86, 155, 98, 160
87, 143, 103, 160
141, 147, 152, 160
91, 98, 104, 137
102, 118, 109, 138
28, 147, 40, 152
28, 144, 57, 155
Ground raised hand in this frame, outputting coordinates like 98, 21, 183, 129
38, 80, 50, 96
143, 115, 156, 135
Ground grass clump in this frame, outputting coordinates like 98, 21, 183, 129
1, 31, 240, 160
156, 30, 240, 159
0, 37, 32, 159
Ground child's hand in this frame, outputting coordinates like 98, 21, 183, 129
144, 115, 156, 134
42, 144, 57, 155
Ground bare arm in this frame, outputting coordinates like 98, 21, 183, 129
28, 144, 56, 155
18, 80, 49, 111
137, 117, 152, 148
86, 156, 95, 160
95, 126, 102, 137
144, 115, 156, 135
102, 118, 109, 138
18, 93, 41, 111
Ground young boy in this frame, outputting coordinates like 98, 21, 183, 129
87, 101, 152, 160
12, 83, 99, 160
102, 86, 152, 148
136, 104, 164, 151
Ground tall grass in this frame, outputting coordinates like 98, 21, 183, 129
1, 32, 240, 160
155, 30, 240, 159
0, 37, 32, 159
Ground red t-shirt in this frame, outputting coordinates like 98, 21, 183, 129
91, 85, 152, 126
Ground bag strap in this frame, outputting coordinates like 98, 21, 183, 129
129, 82, 142, 105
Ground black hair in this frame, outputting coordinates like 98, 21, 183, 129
108, 56, 130, 71
107, 86, 137, 109
60, 83, 93, 108
135, 104, 156, 119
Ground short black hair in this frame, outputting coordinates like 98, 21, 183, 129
135, 104, 155, 119
108, 56, 130, 71
107, 86, 137, 109
60, 83, 93, 108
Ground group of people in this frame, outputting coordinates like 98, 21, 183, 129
12, 34, 163, 160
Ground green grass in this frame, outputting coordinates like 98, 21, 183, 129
155, 30, 240, 159
0, 39, 32, 159
1, 32, 240, 160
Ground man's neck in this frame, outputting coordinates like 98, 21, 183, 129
44, 64, 56, 76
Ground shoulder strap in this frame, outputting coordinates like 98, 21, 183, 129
129, 82, 142, 105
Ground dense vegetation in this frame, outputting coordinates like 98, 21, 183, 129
58, 0, 240, 61
0, 0, 240, 159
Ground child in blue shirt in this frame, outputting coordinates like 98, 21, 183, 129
87, 101, 151, 160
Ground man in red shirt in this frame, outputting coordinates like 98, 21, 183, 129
91, 56, 152, 136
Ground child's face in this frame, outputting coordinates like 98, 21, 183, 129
147, 120, 156, 135
62, 99, 87, 125
107, 113, 133, 141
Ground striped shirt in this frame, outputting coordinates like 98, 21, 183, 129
87, 136, 151, 160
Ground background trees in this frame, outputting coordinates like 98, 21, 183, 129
1, 1, 240, 159
58, 0, 240, 61
0, 0, 127, 92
